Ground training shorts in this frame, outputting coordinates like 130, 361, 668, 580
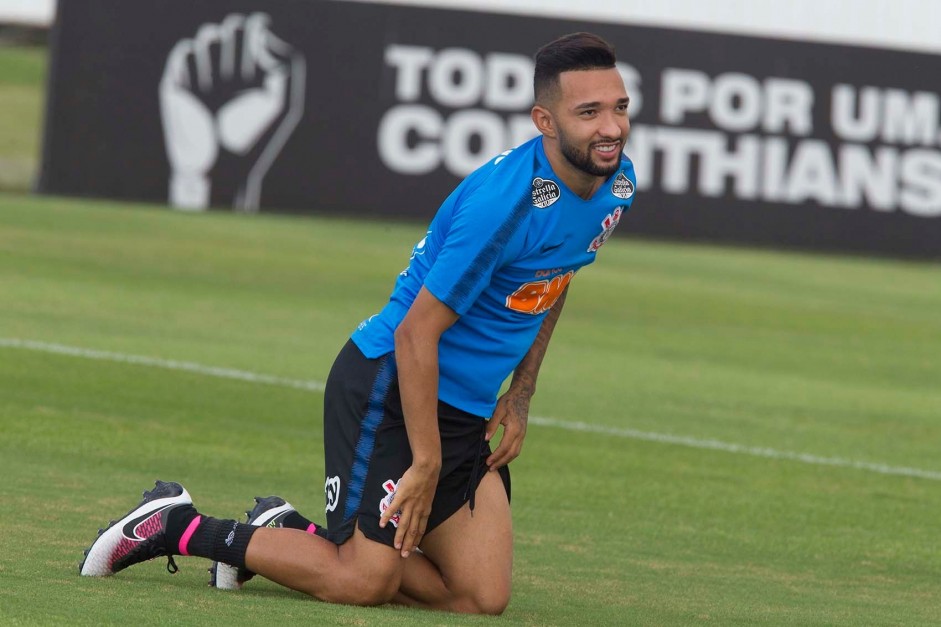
320, 340, 510, 547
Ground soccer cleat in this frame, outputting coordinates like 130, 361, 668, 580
208, 495, 295, 590
79, 480, 192, 577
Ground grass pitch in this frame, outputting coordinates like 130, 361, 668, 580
1, 193, 940, 625
0, 46, 44, 191
1, 34, 940, 627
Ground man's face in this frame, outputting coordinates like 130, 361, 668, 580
552, 68, 630, 178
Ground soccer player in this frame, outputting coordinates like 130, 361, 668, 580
79, 31, 636, 615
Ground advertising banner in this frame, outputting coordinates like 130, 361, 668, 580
39, 0, 941, 257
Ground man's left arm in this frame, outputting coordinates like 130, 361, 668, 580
486, 286, 568, 470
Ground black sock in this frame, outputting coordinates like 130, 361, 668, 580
167, 505, 322, 571
175, 514, 258, 569
283, 510, 328, 539
282, 511, 313, 530
165, 504, 199, 552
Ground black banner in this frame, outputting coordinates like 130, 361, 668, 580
39, 0, 941, 257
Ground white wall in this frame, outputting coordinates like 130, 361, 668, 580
0, 0, 55, 26
5, 0, 941, 55
348, 0, 941, 54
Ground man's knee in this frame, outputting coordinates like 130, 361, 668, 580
452, 585, 512, 615
314, 526, 403, 606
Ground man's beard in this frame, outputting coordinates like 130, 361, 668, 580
559, 129, 622, 178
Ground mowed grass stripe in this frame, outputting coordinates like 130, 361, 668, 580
3, 347, 940, 626
3, 194, 941, 624
5, 336, 940, 483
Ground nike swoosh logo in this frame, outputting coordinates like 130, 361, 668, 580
540, 241, 564, 253
121, 503, 174, 541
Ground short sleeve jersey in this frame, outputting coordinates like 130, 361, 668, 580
352, 135, 636, 418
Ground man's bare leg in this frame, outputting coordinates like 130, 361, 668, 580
394, 471, 513, 614
245, 522, 404, 605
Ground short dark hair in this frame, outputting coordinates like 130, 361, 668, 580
534, 32, 617, 105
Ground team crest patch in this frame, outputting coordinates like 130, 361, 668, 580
588, 207, 623, 252
611, 172, 635, 199
325, 476, 340, 513
532, 177, 561, 208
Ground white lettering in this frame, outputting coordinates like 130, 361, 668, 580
881, 89, 939, 146
764, 78, 813, 135
385, 44, 433, 102
428, 48, 483, 107
832, 84, 881, 143
710, 73, 762, 132
700, 134, 760, 198
378, 105, 537, 177
900, 149, 941, 216
785, 140, 838, 206
442, 109, 505, 175
377, 105, 441, 175
379, 46, 941, 222
837, 144, 897, 211
833, 85, 941, 146
483, 53, 533, 110
661, 69, 814, 134
761, 137, 789, 202
660, 68, 709, 125
656, 126, 717, 194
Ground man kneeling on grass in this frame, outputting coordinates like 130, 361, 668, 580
79, 31, 637, 615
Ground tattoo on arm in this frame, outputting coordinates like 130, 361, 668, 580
509, 392, 531, 417
510, 286, 568, 399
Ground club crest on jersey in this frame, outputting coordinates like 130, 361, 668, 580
379, 479, 401, 528
611, 172, 634, 199
588, 207, 623, 252
532, 177, 561, 208
325, 476, 340, 513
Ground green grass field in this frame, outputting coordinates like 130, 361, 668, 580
1, 193, 940, 625
0, 45, 44, 191
3, 41, 941, 626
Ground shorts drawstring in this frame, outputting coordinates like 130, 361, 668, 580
464, 420, 487, 515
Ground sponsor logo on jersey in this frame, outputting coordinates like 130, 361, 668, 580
506, 270, 574, 314
534, 267, 564, 278
611, 172, 634, 199
379, 479, 401, 528
356, 313, 378, 331
325, 476, 341, 513
494, 149, 513, 165
532, 177, 561, 208
588, 207, 624, 252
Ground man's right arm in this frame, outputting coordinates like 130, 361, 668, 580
486, 286, 568, 470
385, 286, 458, 558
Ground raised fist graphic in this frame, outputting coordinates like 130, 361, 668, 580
159, 13, 305, 211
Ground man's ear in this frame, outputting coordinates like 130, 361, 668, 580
531, 104, 556, 138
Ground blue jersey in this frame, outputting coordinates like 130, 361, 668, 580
352, 136, 636, 418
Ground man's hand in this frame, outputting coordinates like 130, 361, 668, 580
485, 388, 531, 470
379, 462, 439, 558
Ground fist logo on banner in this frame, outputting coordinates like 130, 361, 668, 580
159, 13, 306, 211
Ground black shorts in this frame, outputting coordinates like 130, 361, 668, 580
320, 340, 510, 547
